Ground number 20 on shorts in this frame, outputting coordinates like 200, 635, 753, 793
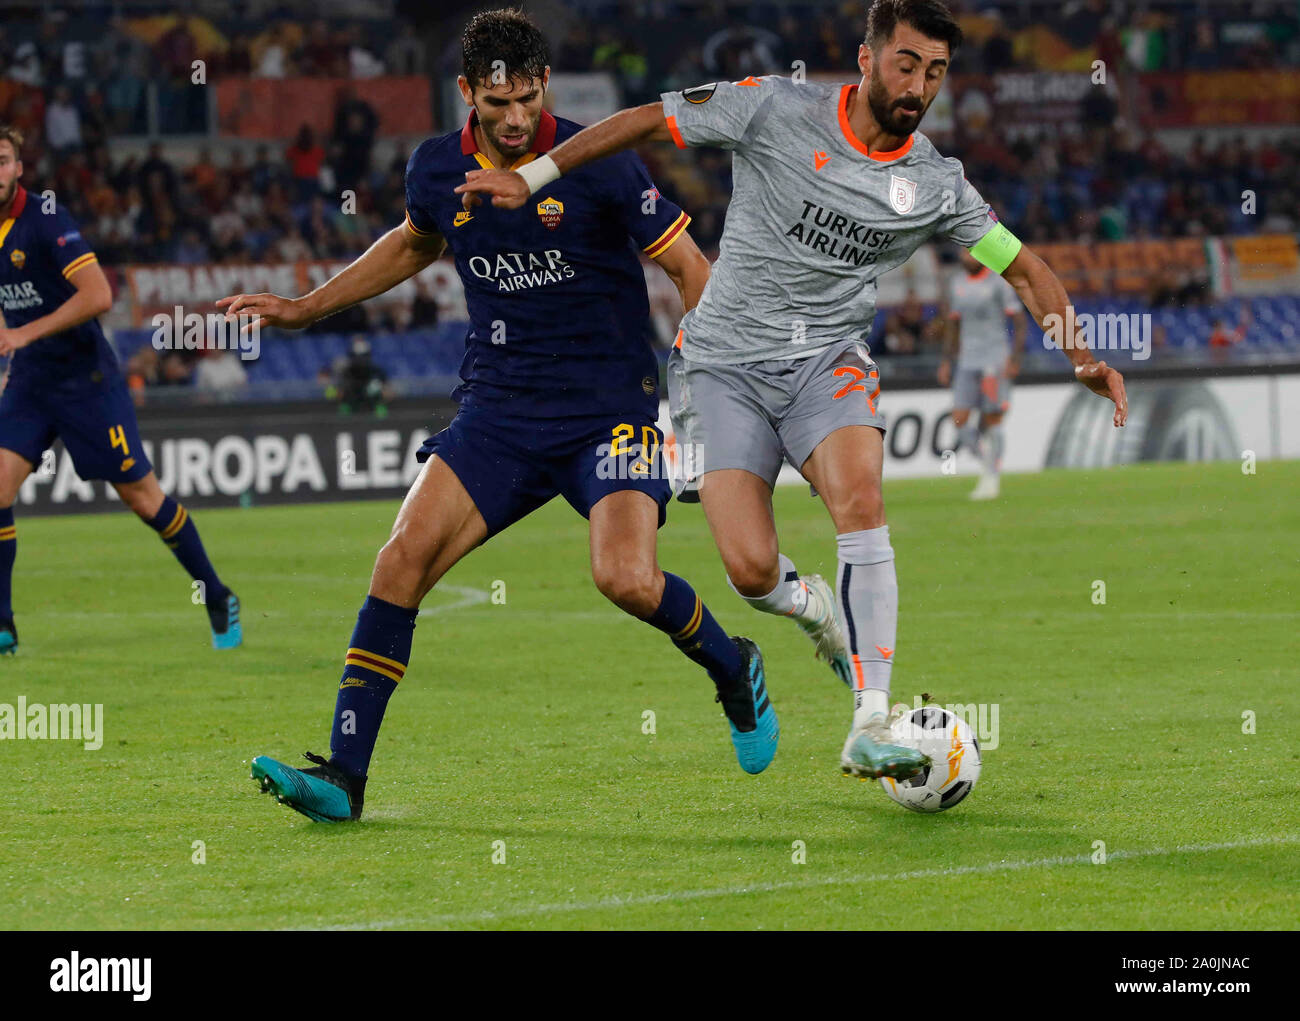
610, 423, 660, 459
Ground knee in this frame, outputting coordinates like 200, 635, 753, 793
119, 484, 159, 519
372, 528, 438, 604
833, 486, 885, 533
952, 409, 971, 428
0, 457, 30, 508
725, 548, 780, 598
376, 524, 434, 575
592, 561, 662, 618
0, 474, 21, 509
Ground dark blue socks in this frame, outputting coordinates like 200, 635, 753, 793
330, 595, 418, 778
0, 507, 14, 618
646, 572, 743, 687
146, 497, 229, 606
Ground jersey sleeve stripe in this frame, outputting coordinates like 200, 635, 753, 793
61, 252, 98, 279
665, 114, 686, 149
644, 211, 691, 258
404, 210, 435, 237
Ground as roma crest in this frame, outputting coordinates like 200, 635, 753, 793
9, 248, 25, 269
537, 196, 564, 230
888, 174, 917, 215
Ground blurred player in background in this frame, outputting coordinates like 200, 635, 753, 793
222, 9, 777, 824
336, 336, 390, 415
938, 247, 1027, 500
459, 0, 1128, 783
0, 127, 240, 655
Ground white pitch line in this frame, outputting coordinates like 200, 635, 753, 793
305, 833, 1300, 930
417, 585, 490, 616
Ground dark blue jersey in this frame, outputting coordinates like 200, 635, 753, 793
405, 109, 690, 420
0, 186, 119, 384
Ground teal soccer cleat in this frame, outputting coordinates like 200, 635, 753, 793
0, 617, 16, 656
840, 712, 931, 781
251, 752, 364, 822
715, 637, 779, 774
209, 591, 242, 650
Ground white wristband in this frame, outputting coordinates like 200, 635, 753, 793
517, 154, 560, 195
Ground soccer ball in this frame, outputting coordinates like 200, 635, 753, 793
879, 706, 981, 813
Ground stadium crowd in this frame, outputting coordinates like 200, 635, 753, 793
0, 2, 1296, 388
2, 4, 1297, 262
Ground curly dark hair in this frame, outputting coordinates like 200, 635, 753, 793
864, 0, 963, 55
462, 8, 550, 92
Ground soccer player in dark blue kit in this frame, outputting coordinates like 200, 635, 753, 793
0, 127, 240, 654
222, 9, 778, 822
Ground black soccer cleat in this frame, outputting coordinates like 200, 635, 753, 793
715, 637, 779, 774
0, 616, 16, 655
208, 590, 242, 650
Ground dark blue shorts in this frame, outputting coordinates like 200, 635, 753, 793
417, 407, 671, 538
0, 374, 153, 483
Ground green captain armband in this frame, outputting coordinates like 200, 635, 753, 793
969, 223, 1022, 274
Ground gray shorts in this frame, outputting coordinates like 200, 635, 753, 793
667, 341, 885, 489
952, 366, 1011, 416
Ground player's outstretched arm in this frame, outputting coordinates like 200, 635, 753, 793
455, 103, 672, 211
0, 261, 113, 356
217, 225, 446, 333
1002, 246, 1128, 427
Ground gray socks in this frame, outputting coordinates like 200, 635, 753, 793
729, 553, 809, 618
836, 526, 897, 727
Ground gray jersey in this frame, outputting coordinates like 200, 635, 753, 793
662, 75, 1000, 365
948, 267, 1018, 370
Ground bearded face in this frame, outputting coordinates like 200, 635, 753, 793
866, 60, 929, 137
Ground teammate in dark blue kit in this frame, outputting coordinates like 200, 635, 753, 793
0, 127, 240, 654
222, 9, 778, 822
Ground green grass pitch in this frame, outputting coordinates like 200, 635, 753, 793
3, 460, 1297, 930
